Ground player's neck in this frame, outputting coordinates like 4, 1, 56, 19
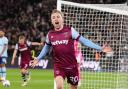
54, 25, 63, 31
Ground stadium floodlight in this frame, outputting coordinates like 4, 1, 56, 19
57, 0, 128, 89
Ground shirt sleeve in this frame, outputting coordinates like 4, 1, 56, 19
37, 44, 51, 61
4, 37, 8, 45
26, 40, 31, 46
78, 36, 102, 51
15, 44, 18, 50
45, 34, 51, 45
71, 27, 80, 40
71, 27, 101, 51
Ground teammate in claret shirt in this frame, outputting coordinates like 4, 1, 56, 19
11, 34, 43, 86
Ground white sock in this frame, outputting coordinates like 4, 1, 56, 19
54, 80, 57, 89
0, 67, 6, 81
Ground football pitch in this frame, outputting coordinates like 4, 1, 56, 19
0, 68, 127, 89
80, 71, 128, 89
0, 68, 54, 89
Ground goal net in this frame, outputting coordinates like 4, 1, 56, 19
57, 0, 128, 89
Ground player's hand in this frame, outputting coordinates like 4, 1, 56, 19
11, 59, 15, 65
31, 57, 39, 68
102, 44, 113, 53
40, 42, 44, 46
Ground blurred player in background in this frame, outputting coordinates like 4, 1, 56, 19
74, 40, 83, 87
11, 33, 43, 86
0, 27, 8, 85
31, 9, 111, 89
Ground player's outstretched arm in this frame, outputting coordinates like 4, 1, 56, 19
71, 27, 111, 52
79, 36, 102, 51
11, 49, 18, 65
31, 57, 39, 68
79, 36, 113, 52
31, 44, 51, 68
31, 42, 44, 46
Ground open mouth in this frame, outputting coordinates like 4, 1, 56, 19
55, 22, 59, 25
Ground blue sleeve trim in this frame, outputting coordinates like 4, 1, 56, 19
37, 44, 51, 61
71, 27, 80, 40
45, 42, 51, 45
78, 36, 102, 51
76, 35, 81, 41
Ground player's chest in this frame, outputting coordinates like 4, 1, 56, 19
49, 32, 71, 41
19, 45, 28, 51
49, 32, 71, 46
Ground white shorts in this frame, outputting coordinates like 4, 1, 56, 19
0, 57, 7, 64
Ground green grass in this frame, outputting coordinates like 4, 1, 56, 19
79, 71, 128, 89
0, 68, 54, 89
0, 69, 128, 89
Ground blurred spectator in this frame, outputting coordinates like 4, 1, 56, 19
0, 0, 127, 57
0, 0, 57, 56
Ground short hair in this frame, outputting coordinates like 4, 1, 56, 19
18, 33, 26, 40
51, 9, 64, 18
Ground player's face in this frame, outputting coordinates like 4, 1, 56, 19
0, 31, 4, 37
51, 12, 64, 30
19, 38, 25, 45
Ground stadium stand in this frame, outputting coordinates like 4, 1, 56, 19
0, 0, 127, 57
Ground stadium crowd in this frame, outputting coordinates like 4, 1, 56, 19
0, 0, 56, 56
68, 0, 126, 4
0, 0, 127, 57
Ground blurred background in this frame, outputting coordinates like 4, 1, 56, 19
0, 0, 128, 89
0, 0, 127, 68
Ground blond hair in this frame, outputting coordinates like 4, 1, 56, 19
19, 36, 25, 40
51, 9, 64, 18
18, 34, 26, 40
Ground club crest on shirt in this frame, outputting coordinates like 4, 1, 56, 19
63, 32, 69, 38
55, 70, 60, 75
51, 36, 53, 39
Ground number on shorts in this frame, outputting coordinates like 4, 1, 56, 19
69, 76, 78, 83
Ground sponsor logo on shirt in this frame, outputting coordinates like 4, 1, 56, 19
51, 40, 68, 45
19, 47, 28, 51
